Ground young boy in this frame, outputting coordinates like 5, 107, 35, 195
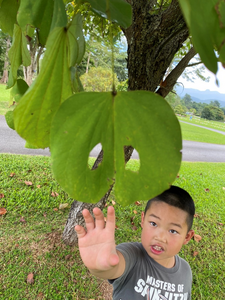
75, 185, 195, 300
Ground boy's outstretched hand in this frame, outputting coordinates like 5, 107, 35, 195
75, 206, 125, 280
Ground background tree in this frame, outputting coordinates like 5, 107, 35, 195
201, 105, 225, 121
182, 93, 193, 110
0, 31, 10, 84
80, 66, 119, 91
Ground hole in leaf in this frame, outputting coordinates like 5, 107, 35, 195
125, 147, 140, 172
88, 143, 103, 170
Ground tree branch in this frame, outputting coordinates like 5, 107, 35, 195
187, 61, 203, 67
156, 47, 196, 98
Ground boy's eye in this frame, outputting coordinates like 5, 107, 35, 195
170, 229, 178, 234
150, 221, 157, 227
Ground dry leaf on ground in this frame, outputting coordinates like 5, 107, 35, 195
27, 273, 34, 284
51, 192, 59, 197
19, 217, 26, 223
25, 181, 33, 186
0, 193, 5, 198
0, 207, 7, 215
193, 251, 199, 256
59, 203, 69, 210
194, 234, 202, 242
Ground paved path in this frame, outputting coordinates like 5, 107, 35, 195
0, 115, 225, 162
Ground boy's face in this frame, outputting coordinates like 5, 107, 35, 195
141, 201, 194, 268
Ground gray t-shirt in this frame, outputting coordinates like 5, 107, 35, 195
109, 242, 192, 300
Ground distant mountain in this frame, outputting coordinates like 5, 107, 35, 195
175, 86, 225, 107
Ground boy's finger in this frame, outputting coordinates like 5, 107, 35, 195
82, 209, 95, 231
105, 206, 116, 231
93, 207, 105, 229
75, 225, 86, 239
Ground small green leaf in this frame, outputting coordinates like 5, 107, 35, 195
71, 67, 84, 92
9, 79, 29, 105
14, 27, 73, 149
179, 0, 225, 73
217, 0, 225, 27
0, 0, 19, 36
25, 141, 39, 149
50, 91, 181, 205
8, 25, 31, 88
50, 0, 67, 32
67, 14, 85, 67
5, 111, 15, 130
85, 0, 132, 28
17, 0, 54, 45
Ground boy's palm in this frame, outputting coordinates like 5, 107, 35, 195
75, 207, 119, 272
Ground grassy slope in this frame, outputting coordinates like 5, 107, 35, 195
180, 122, 225, 145
178, 116, 225, 132
0, 84, 10, 115
0, 154, 225, 299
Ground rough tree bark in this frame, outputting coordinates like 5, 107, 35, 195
0, 38, 10, 84
62, 0, 196, 246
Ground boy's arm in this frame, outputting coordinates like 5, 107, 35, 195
75, 206, 126, 280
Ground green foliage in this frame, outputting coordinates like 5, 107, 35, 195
0, 0, 224, 206
50, 91, 181, 205
201, 105, 225, 121
80, 66, 119, 91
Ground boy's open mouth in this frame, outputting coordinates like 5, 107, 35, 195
151, 245, 164, 254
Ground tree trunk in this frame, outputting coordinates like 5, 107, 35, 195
62, 0, 194, 246
0, 38, 10, 84
23, 40, 37, 86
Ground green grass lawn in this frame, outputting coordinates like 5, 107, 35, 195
0, 83, 10, 115
180, 122, 225, 145
0, 154, 225, 299
178, 116, 225, 132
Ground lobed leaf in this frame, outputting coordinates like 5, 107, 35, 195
50, 91, 182, 205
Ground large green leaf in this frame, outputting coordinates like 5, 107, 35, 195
8, 25, 31, 88
17, 0, 54, 45
13, 27, 73, 149
85, 0, 132, 28
0, 0, 19, 36
179, 0, 225, 74
50, 91, 182, 205
67, 14, 86, 66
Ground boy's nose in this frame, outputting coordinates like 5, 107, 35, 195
155, 230, 166, 243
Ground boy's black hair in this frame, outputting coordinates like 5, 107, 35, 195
144, 185, 195, 231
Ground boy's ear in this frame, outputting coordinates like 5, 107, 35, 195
183, 230, 195, 245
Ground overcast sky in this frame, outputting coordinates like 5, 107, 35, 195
178, 63, 225, 94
